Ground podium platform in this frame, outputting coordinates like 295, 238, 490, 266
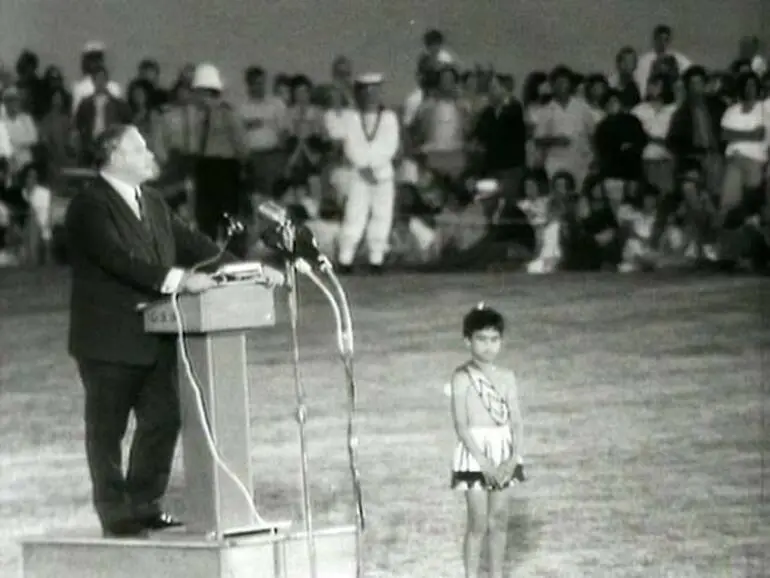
21, 525, 357, 578
20, 281, 358, 578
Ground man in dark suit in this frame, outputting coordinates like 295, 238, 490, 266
64, 123, 277, 537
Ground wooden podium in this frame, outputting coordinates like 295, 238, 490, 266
20, 281, 358, 578
141, 282, 276, 539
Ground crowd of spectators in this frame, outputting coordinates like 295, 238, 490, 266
0, 25, 769, 273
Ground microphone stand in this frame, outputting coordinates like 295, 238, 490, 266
282, 226, 318, 578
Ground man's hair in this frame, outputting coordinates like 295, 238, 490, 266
423, 29, 444, 47
615, 46, 637, 65
463, 304, 505, 338
139, 58, 159, 73
92, 124, 131, 169
244, 65, 265, 83
654, 24, 672, 37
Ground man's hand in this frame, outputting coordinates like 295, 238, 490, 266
260, 264, 286, 287
359, 167, 378, 185
180, 272, 218, 294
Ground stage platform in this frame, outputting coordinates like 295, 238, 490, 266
20, 524, 357, 578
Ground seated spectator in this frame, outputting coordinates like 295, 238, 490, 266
273, 74, 292, 106
618, 187, 658, 272
675, 161, 718, 261
520, 169, 558, 273
2, 87, 39, 176
17, 162, 53, 264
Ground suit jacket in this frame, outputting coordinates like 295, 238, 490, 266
65, 176, 236, 366
666, 97, 727, 162
472, 99, 527, 173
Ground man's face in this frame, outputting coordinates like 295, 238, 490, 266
93, 71, 108, 92
110, 127, 159, 183
553, 75, 571, 98
465, 328, 502, 364
687, 74, 706, 97
140, 65, 159, 86
333, 59, 352, 85
247, 74, 266, 98
620, 51, 637, 74
654, 31, 670, 53
356, 84, 380, 108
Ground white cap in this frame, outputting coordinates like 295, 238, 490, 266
355, 73, 384, 85
192, 63, 224, 91
83, 41, 106, 53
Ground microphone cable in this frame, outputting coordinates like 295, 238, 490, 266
167, 222, 271, 538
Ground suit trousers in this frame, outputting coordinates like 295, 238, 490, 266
337, 174, 396, 266
76, 348, 181, 528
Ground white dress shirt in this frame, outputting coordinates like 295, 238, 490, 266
72, 76, 122, 112
101, 170, 185, 293
721, 102, 769, 163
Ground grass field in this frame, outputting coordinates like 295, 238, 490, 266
0, 267, 768, 577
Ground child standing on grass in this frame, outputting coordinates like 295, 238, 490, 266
451, 304, 525, 578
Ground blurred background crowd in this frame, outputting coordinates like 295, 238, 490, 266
1, 24, 769, 274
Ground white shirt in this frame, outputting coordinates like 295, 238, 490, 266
22, 184, 53, 240
72, 76, 122, 112
0, 119, 12, 159
340, 108, 400, 182
238, 96, 287, 151
403, 88, 424, 127
323, 108, 349, 141
100, 170, 185, 293
635, 50, 692, 95
632, 102, 676, 160
721, 102, 769, 162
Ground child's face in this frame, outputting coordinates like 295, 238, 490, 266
466, 327, 502, 364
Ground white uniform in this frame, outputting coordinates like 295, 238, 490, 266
337, 105, 400, 266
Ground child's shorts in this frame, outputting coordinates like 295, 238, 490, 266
451, 425, 513, 491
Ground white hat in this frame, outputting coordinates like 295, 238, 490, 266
355, 73, 384, 85
83, 41, 106, 53
192, 63, 224, 91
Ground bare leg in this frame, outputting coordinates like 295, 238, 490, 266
463, 490, 489, 578
487, 488, 513, 578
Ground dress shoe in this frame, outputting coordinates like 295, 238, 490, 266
103, 518, 149, 538
139, 512, 184, 530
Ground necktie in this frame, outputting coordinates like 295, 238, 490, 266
134, 188, 151, 231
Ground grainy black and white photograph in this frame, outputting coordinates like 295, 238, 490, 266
0, 0, 768, 576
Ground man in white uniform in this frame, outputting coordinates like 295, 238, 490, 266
336, 73, 400, 274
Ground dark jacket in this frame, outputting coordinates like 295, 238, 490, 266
472, 99, 527, 173
666, 97, 727, 162
65, 177, 235, 365
594, 112, 648, 181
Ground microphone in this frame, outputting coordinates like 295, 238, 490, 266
223, 212, 245, 236
256, 200, 292, 229
255, 201, 333, 271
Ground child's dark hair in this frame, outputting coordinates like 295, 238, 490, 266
462, 303, 505, 338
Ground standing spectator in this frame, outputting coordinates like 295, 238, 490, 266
536, 66, 596, 189
14, 50, 47, 120
71, 42, 122, 112
717, 71, 767, 252
38, 87, 76, 190
415, 66, 468, 181
667, 66, 726, 198
609, 47, 642, 109
521, 71, 551, 169
421, 29, 457, 69
189, 63, 247, 257
284, 75, 324, 208
734, 36, 767, 77
135, 58, 169, 110
239, 66, 288, 199
584, 74, 610, 123
126, 80, 159, 144
336, 73, 400, 273
458, 68, 489, 121
41, 66, 72, 117
635, 25, 693, 96
18, 162, 53, 264
0, 114, 12, 165
594, 90, 648, 189
471, 73, 527, 205
2, 87, 39, 176
331, 56, 354, 107
321, 84, 353, 208
633, 72, 677, 249
273, 74, 292, 106
74, 67, 130, 166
